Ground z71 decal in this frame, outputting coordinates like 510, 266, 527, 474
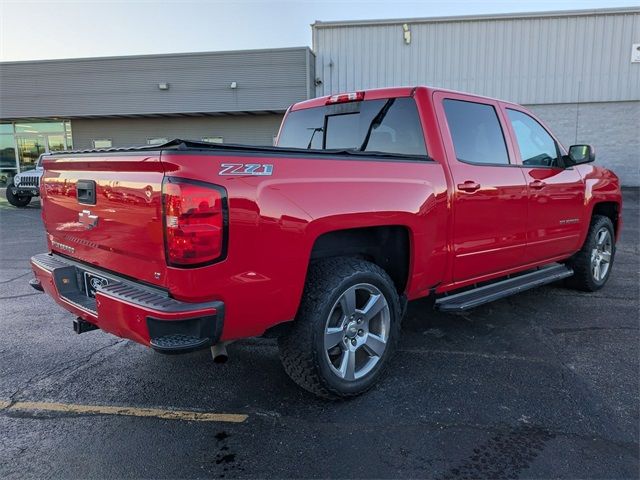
219, 163, 273, 176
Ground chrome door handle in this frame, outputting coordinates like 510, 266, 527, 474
529, 180, 546, 189
457, 181, 481, 192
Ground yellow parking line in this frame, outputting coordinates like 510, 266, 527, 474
1, 400, 247, 423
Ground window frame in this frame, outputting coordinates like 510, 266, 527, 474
201, 136, 224, 144
146, 137, 169, 146
278, 96, 429, 160
500, 105, 568, 170
440, 97, 514, 168
322, 111, 361, 150
92, 139, 112, 149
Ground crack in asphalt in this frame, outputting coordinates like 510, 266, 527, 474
0, 339, 125, 413
0, 293, 40, 300
544, 292, 636, 301
0, 272, 30, 284
551, 326, 639, 334
399, 348, 553, 364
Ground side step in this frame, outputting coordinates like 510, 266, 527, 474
435, 264, 573, 312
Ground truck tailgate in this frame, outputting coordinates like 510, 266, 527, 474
41, 153, 167, 288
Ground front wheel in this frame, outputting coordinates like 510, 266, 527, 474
565, 215, 615, 291
5, 183, 32, 207
278, 257, 401, 399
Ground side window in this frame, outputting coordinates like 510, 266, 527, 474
507, 109, 559, 167
443, 99, 510, 165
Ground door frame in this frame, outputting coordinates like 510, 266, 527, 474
432, 90, 530, 285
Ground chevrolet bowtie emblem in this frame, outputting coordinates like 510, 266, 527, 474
78, 209, 98, 229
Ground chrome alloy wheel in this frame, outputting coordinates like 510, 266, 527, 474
323, 283, 390, 381
591, 227, 613, 282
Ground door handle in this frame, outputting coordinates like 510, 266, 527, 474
529, 180, 546, 190
457, 181, 481, 192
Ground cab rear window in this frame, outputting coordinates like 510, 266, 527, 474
278, 98, 427, 157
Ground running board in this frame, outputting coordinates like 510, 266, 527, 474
435, 264, 573, 312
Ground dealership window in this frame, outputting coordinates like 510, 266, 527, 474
0, 133, 17, 187
202, 137, 223, 144
92, 139, 113, 149
147, 137, 168, 146
0, 120, 73, 186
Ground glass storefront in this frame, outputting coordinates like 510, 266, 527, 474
0, 120, 73, 186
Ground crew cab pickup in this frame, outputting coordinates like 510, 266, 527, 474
31, 86, 622, 398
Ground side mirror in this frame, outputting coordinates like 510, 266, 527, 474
567, 144, 595, 165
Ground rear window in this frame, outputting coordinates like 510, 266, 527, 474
277, 98, 427, 157
443, 99, 510, 165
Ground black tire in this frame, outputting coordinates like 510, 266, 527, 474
278, 257, 402, 399
565, 215, 615, 292
5, 183, 32, 207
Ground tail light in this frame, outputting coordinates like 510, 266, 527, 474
326, 91, 365, 104
162, 178, 227, 267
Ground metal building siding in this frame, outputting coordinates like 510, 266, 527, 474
0, 48, 314, 118
71, 114, 284, 149
313, 10, 640, 104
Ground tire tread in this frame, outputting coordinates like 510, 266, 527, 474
278, 257, 400, 399
565, 215, 615, 292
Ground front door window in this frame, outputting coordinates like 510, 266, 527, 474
506, 109, 560, 167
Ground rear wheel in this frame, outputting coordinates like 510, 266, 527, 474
565, 215, 615, 291
5, 183, 32, 207
278, 257, 401, 399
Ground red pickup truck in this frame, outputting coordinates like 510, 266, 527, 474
31, 86, 622, 398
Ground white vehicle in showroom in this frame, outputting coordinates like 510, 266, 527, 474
5, 154, 44, 207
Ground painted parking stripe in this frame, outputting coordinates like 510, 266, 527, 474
0, 400, 247, 423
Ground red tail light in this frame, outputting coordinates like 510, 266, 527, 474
162, 178, 227, 267
326, 91, 365, 104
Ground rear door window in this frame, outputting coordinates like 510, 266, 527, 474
443, 99, 510, 165
278, 97, 427, 157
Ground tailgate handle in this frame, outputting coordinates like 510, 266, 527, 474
77, 180, 96, 205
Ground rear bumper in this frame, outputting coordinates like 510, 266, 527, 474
30, 253, 224, 354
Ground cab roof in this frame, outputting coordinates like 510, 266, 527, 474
290, 86, 509, 111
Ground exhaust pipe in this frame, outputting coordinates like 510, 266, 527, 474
210, 342, 231, 363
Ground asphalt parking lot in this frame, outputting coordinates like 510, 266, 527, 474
0, 189, 638, 479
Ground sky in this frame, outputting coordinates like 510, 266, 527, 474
1, 0, 638, 62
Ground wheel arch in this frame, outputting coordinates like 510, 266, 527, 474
308, 225, 412, 295
591, 201, 620, 236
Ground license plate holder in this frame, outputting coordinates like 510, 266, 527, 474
83, 271, 109, 298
